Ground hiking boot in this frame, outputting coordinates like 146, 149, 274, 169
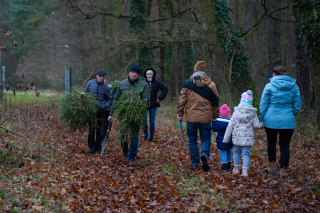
193, 164, 199, 170
123, 152, 128, 158
227, 162, 232, 171
222, 163, 228, 172
200, 154, 210, 172
280, 168, 288, 178
129, 160, 135, 167
233, 166, 241, 175
88, 148, 95, 154
241, 168, 249, 177
143, 138, 148, 142
268, 161, 277, 175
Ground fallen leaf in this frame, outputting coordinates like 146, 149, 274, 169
37, 162, 43, 170
61, 188, 67, 195
32, 206, 44, 211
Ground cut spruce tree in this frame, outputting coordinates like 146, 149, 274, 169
110, 80, 119, 98
59, 87, 99, 132
114, 92, 147, 140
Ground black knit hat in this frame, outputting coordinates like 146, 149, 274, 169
129, 64, 141, 75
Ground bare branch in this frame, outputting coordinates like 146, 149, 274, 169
237, 4, 292, 37
0, 126, 26, 138
229, 46, 236, 83
66, 0, 197, 23
82, 69, 94, 89
0, 101, 53, 126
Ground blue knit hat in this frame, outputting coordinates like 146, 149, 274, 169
129, 64, 141, 75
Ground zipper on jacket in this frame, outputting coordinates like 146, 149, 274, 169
97, 83, 100, 101
149, 81, 151, 107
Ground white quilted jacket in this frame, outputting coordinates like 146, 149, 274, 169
223, 107, 264, 146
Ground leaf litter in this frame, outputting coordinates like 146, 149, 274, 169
0, 107, 319, 212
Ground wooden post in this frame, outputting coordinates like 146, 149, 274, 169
1, 66, 5, 102
65, 66, 71, 92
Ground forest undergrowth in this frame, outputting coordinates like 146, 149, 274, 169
0, 102, 319, 212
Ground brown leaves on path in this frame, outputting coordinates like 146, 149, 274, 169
0, 107, 319, 212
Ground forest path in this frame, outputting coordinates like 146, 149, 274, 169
0, 107, 319, 212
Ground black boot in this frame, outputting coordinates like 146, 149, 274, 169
227, 162, 232, 171
200, 154, 210, 172
222, 163, 228, 172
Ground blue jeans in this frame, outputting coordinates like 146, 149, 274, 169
144, 107, 157, 141
219, 148, 232, 164
233, 145, 251, 169
187, 122, 211, 166
120, 126, 140, 161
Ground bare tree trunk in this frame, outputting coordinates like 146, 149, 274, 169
295, 27, 313, 113
292, 1, 320, 128
159, 46, 166, 81
175, 0, 188, 98
268, 0, 281, 77
170, 70, 177, 99
201, 0, 255, 106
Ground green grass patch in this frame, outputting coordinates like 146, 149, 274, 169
163, 165, 177, 173
156, 100, 179, 128
184, 177, 198, 186
3, 90, 63, 106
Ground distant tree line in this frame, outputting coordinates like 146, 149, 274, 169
0, 0, 319, 127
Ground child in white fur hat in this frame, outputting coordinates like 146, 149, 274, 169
222, 90, 264, 177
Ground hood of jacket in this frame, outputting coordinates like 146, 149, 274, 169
269, 75, 296, 91
233, 106, 257, 123
143, 67, 157, 80
190, 72, 212, 88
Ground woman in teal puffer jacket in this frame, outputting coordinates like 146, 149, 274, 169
259, 65, 301, 178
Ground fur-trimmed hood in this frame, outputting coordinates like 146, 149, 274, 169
233, 107, 257, 123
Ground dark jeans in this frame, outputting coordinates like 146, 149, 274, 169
120, 126, 140, 161
144, 107, 157, 141
187, 122, 211, 166
88, 111, 106, 151
265, 127, 294, 169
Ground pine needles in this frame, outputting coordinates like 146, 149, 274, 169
114, 92, 147, 139
59, 87, 99, 132
110, 80, 120, 97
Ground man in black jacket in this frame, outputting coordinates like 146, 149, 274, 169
85, 70, 112, 153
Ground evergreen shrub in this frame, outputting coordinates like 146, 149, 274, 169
114, 92, 147, 140
110, 80, 120, 97
59, 87, 99, 132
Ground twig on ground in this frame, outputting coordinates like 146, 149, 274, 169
0, 126, 26, 138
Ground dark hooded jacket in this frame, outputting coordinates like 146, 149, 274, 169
212, 117, 233, 150
143, 67, 168, 108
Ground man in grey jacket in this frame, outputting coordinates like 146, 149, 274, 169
85, 70, 112, 153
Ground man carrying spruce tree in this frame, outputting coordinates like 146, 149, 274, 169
85, 70, 112, 153
177, 61, 219, 171
108, 64, 149, 166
